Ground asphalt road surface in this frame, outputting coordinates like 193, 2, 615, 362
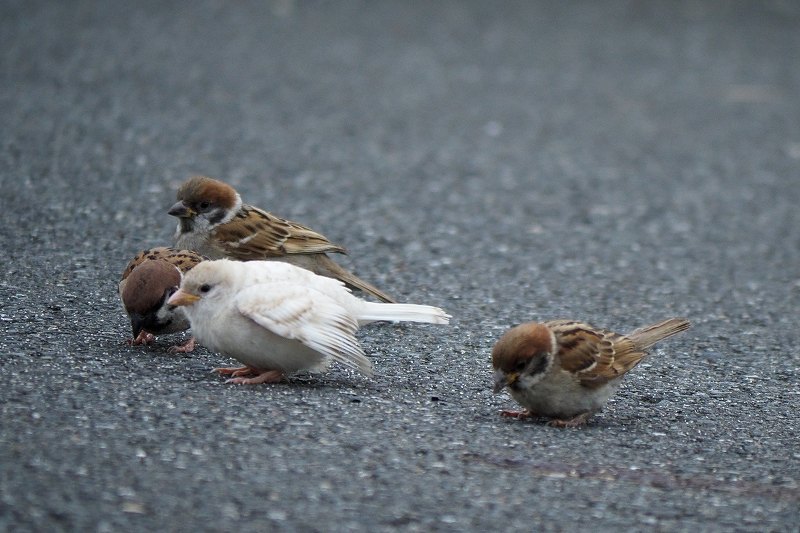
1, 1, 798, 531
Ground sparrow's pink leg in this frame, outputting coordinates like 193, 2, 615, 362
167, 337, 196, 354
548, 412, 592, 428
226, 370, 285, 385
212, 365, 256, 376
129, 331, 156, 346
499, 409, 535, 419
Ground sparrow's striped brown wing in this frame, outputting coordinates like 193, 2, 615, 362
213, 205, 347, 260
546, 320, 645, 388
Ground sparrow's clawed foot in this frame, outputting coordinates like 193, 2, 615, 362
547, 412, 593, 428
499, 409, 536, 420
212, 365, 256, 377
226, 369, 285, 385
167, 337, 196, 354
211, 365, 285, 384
129, 331, 156, 346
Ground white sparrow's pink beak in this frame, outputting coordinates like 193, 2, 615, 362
168, 289, 200, 307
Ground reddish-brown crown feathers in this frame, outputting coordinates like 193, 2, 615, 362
492, 322, 553, 372
121, 260, 181, 314
177, 176, 238, 208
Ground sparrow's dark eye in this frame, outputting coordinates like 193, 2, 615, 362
198, 201, 211, 210
515, 361, 528, 372
199, 284, 212, 293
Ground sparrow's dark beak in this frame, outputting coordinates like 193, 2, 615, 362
493, 370, 516, 394
130, 313, 145, 338
168, 201, 195, 218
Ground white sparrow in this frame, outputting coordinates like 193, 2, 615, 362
167, 259, 450, 384
492, 317, 690, 427
167, 175, 395, 303
119, 247, 205, 353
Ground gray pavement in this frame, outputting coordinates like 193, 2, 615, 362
1, 1, 799, 531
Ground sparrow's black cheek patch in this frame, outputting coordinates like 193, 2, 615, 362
528, 356, 550, 377
208, 209, 227, 225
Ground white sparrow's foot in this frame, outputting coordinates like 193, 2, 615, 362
212, 365, 257, 377
226, 369, 285, 385
547, 412, 592, 428
168, 337, 196, 354
499, 409, 536, 420
129, 331, 156, 346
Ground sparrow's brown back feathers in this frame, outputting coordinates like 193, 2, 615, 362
120, 247, 205, 284
214, 205, 346, 260
546, 318, 691, 388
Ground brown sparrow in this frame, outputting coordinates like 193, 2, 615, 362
167, 175, 395, 303
167, 259, 450, 384
492, 317, 691, 427
119, 247, 205, 353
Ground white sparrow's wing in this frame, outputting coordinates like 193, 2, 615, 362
546, 320, 645, 388
236, 283, 373, 377
213, 205, 347, 260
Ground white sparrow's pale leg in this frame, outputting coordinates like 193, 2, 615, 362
548, 412, 592, 428
226, 369, 285, 385
212, 365, 256, 376
129, 331, 156, 346
167, 337, 196, 354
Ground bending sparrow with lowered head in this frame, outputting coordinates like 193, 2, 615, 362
492, 317, 690, 427
119, 247, 205, 353
168, 259, 450, 384
168, 175, 395, 303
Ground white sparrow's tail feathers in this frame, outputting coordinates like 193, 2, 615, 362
627, 317, 691, 350
357, 302, 451, 325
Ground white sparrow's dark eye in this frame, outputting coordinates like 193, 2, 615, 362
199, 284, 212, 293
198, 201, 210, 210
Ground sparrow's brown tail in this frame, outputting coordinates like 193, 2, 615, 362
627, 317, 691, 350
315, 255, 396, 303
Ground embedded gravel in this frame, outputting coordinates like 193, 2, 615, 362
1, 1, 798, 531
